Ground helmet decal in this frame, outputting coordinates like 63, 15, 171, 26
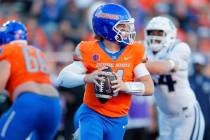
95, 12, 120, 20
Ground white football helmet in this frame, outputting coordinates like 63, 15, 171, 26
145, 16, 177, 52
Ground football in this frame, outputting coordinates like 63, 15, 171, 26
94, 66, 117, 103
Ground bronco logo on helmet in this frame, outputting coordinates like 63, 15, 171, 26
95, 12, 120, 20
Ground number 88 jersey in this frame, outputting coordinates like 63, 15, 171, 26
0, 44, 51, 100
147, 41, 197, 115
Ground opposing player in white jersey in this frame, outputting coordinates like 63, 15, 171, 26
145, 16, 205, 140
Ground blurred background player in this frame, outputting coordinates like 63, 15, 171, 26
145, 16, 205, 140
189, 53, 210, 140
0, 20, 62, 140
57, 3, 154, 140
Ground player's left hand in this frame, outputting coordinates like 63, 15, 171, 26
111, 72, 127, 95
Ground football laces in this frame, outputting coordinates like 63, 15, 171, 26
99, 80, 104, 92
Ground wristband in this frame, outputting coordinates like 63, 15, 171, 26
123, 82, 145, 96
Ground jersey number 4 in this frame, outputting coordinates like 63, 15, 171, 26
158, 75, 176, 92
22, 47, 49, 73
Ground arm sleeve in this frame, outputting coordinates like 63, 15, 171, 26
57, 61, 87, 88
169, 42, 191, 70
134, 63, 150, 78
0, 46, 9, 61
133, 42, 149, 78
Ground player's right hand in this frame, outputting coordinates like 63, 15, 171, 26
111, 72, 127, 95
84, 67, 111, 87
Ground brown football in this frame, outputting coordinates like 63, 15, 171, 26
94, 66, 117, 103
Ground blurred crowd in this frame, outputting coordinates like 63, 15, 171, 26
0, 0, 210, 74
0, 0, 210, 140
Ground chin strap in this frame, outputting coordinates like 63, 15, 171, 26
117, 41, 128, 48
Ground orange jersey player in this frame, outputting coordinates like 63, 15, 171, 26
57, 3, 154, 140
0, 21, 61, 140
75, 40, 148, 117
0, 44, 50, 100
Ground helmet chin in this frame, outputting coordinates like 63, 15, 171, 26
117, 41, 128, 48
149, 44, 164, 52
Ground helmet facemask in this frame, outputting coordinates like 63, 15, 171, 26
144, 16, 177, 52
113, 18, 136, 46
146, 30, 167, 52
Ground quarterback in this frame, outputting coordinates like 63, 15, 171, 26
145, 16, 205, 140
57, 3, 154, 140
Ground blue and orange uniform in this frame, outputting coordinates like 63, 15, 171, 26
0, 44, 50, 100
0, 44, 62, 140
74, 40, 145, 140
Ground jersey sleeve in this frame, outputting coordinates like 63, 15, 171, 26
169, 42, 191, 70
0, 45, 11, 61
134, 42, 146, 67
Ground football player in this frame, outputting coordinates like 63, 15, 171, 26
145, 16, 205, 140
0, 21, 62, 140
57, 3, 154, 140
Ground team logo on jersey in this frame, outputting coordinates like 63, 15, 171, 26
124, 56, 132, 60
93, 54, 100, 61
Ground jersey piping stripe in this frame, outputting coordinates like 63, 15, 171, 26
190, 103, 202, 140
189, 105, 197, 140
197, 104, 204, 140
195, 104, 200, 140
